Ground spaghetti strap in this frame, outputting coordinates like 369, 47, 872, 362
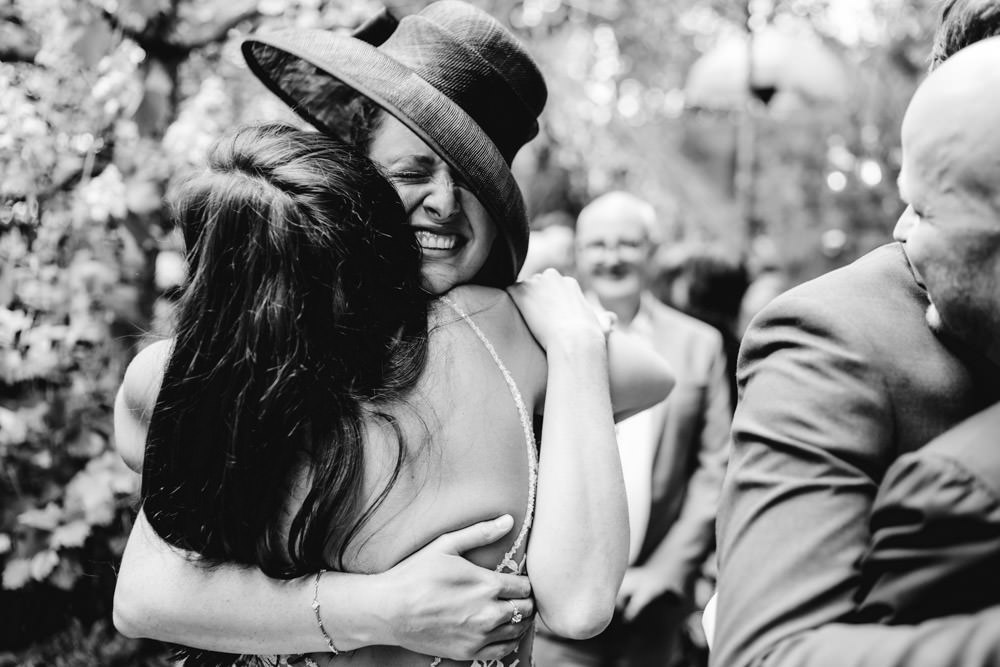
438, 294, 538, 574
427, 295, 539, 667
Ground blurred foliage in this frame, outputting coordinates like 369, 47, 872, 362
0, 0, 943, 658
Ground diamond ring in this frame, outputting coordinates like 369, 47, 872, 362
508, 600, 523, 624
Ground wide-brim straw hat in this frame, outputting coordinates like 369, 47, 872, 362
241, 1, 547, 286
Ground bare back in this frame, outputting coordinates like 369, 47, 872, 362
312, 285, 547, 666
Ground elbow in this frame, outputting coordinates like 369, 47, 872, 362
539, 589, 618, 640
113, 542, 174, 640
542, 605, 615, 640
113, 578, 149, 639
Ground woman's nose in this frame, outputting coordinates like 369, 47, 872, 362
423, 173, 460, 222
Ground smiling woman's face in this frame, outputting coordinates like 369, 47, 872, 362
367, 113, 497, 295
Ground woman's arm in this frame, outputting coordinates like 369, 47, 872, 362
605, 326, 674, 421
114, 339, 172, 473
114, 510, 534, 660
112, 342, 534, 660
507, 269, 630, 639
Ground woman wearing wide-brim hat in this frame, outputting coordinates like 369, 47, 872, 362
240, 0, 546, 293
113, 2, 674, 665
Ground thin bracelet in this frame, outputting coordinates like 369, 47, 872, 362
311, 570, 340, 655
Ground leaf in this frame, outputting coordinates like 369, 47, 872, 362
17, 503, 63, 531
66, 430, 107, 458
50, 520, 91, 549
119, 0, 173, 24
47, 556, 83, 591
0, 406, 29, 446
2, 558, 31, 590
29, 549, 59, 581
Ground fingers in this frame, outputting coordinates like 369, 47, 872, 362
623, 593, 647, 623
479, 597, 535, 652
495, 572, 532, 600
430, 515, 514, 554
494, 597, 535, 627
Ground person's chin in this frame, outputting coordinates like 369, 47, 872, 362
421, 262, 467, 295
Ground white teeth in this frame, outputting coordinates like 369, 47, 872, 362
415, 230, 458, 250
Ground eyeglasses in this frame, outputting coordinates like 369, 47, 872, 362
578, 238, 650, 255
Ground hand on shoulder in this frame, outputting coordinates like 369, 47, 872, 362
506, 269, 604, 352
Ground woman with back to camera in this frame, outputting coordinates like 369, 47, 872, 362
114, 2, 675, 663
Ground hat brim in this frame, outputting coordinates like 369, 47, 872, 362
242, 30, 528, 285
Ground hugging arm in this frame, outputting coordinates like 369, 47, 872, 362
112, 343, 533, 661
713, 295, 1000, 667
507, 270, 630, 640
114, 509, 533, 659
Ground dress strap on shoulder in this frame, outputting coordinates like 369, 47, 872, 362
438, 295, 538, 574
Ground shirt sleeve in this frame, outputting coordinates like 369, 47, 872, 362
855, 442, 1000, 625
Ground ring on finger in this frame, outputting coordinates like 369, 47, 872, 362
508, 600, 523, 624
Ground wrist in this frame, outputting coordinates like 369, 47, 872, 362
315, 572, 386, 652
545, 326, 607, 361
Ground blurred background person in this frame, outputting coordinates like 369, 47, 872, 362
654, 242, 749, 413
519, 210, 577, 279
534, 191, 730, 667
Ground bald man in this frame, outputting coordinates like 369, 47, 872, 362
713, 22, 1000, 667
535, 192, 731, 667
852, 35, 1000, 629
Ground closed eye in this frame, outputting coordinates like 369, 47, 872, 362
387, 169, 431, 182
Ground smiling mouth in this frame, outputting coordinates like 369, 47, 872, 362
415, 229, 463, 253
596, 265, 632, 279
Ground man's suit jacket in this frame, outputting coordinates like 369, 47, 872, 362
713, 243, 1000, 667
633, 292, 731, 598
855, 399, 1000, 625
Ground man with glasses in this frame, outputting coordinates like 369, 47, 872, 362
534, 191, 731, 667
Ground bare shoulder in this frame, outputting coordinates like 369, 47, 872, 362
442, 284, 511, 316
120, 338, 173, 416
437, 285, 547, 398
442, 285, 538, 343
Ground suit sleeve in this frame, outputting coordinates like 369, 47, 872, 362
644, 329, 732, 597
712, 295, 1000, 667
855, 405, 1000, 625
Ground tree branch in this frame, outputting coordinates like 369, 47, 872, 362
176, 6, 262, 52
96, 6, 147, 45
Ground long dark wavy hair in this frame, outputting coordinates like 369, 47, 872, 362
141, 123, 429, 590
